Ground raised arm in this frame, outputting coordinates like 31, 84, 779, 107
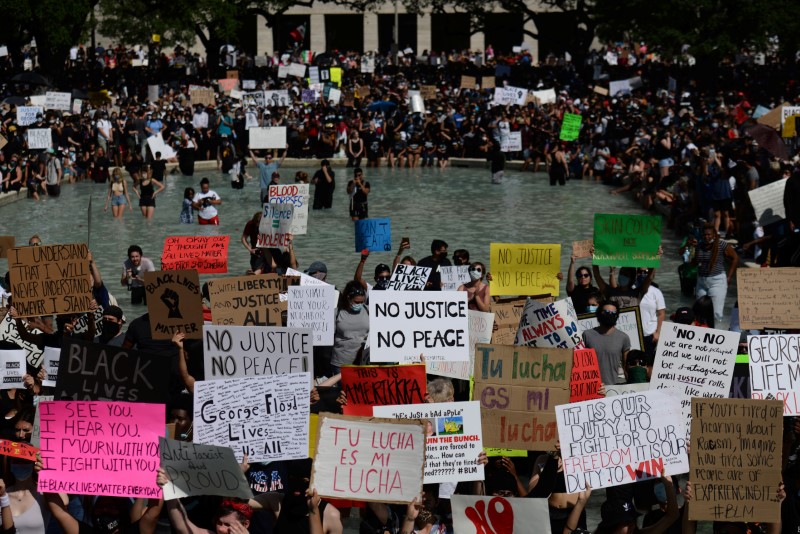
171, 333, 195, 393
355, 250, 369, 290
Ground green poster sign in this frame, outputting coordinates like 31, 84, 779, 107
593, 214, 663, 268
559, 113, 582, 141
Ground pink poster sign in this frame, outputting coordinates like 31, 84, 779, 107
37, 401, 164, 498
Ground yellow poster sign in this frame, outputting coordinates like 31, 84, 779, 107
489, 243, 561, 297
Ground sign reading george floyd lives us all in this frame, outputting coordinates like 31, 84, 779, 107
143, 270, 204, 340
193, 373, 310, 462
556, 390, 688, 493
203, 325, 312, 380
593, 214, 662, 268
8, 243, 93, 317
56, 338, 171, 403
368, 291, 469, 363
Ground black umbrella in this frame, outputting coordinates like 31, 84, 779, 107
2, 96, 26, 105
747, 123, 789, 160
72, 88, 89, 99
11, 72, 50, 86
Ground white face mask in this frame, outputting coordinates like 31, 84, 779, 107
468, 269, 483, 281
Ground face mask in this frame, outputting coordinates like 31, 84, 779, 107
99, 320, 122, 342
11, 463, 33, 480
375, 278, 389, 290
469, 269, 482, 281
634, 273, 647, 288
586, 305, 598, 313
350, 303, 363, 313
617, 275, 630, 287
628, 366, 648, 384
597, 311, 618, 327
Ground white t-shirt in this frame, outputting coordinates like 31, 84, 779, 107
193, 190, 219, 220
639, 286, 666, 336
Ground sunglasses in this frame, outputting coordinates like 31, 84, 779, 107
601, 310, 618, 315
469, 268, 483, 273
577, 273, 591, 279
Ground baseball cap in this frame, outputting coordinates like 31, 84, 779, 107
670, 307, 694, 325
374, 264, 391, 277
597, 499, 639, 531
306, 261, 328, 280
103, 305, 125, 323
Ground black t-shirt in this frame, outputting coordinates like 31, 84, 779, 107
568, 284, 599, 315
151, 160, 167, 180
417, 256, 452, 291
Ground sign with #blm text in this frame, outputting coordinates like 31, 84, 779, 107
451, 496, 550, 534
489, 243, 561, 297
208, 274, 297, 327
355, 218, 391, 252
193, 373, 310, 463
749, 334, 800, 414
162, 236, 230, 273
516, 297, 584, 349
311, 414, 425, 504
287, 285, 336, 346
56, 338, 171, 403
387, 264, 431, 291
593, 214, 662, 268
37, 401, 164, 498
203, 325, 312, 380
374, 401, 484, 484
159, 437, 253, 501
341, 364, 426, 417
8, 243, 92, 317
368, 291, 469, 363
473, 344, 572, 450
556, 390, 688, 493
258, 203, 294, 249
689, 398, 783, 522
143, 270, 204, 340
269, 184, 310, 235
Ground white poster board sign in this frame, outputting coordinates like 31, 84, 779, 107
368, 291, 469, 363
749, 180, 787, 226
556, 390, 688, 493
0, 350, 25, 389
146, 133, 176, 159
531, 88, 557, 105
374, 401, 484, 484
501, 131, 522, 152
0, 314, 43, 367
249, 127, 287, 149
749, 334, 800, 414
516, 297, 583, 349
17, 106, 43, 126
44, 92, 71, 111
387, 264, 431, 291
268, 184, 310, 235
451, 496, 551, 534
311, 414, 424, 504
43, 346, 59, 387
427, 310, 494, 381
257, 202, 294, 249
202, 325, 312, 380
193, 373, 310, 462
288, 63, 306, 77
26, 128, 52, 150
287, 285, 336, 346
440, 266, 470, 291
160, 437, 253, 500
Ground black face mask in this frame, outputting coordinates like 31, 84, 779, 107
99, 320, 121, 342
597, 312, 618, 327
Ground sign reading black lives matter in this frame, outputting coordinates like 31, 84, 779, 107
144, 270, 204, 340
8, 243, 93, 317
56, 338, 171, 403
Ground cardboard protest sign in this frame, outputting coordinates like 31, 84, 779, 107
689, 398, 782, 522
569, 348, 602, 402
460, 76, 476, 89
0, 439, 38, 461
257, 203, 294, 249
427, 310, 494, 381
748, 180, 787, 226
374, 401, 484, 484
593, 214, 662, 268
56, 339, 170, 403
482, 77, 496, 90
515, 297, 584, 349
193, 373, 310, 462
420, 85, 437, 100
0, 350, 25, 389
45, 92, 71, 111
491, 299, 526, 345
559, 113, 582, 141
737, 268, 800, 329
268, 184, 310, 235
8, 243, 92, 317
208, 274, 295, 327
369, 291, 469, 363
354, 218, 391, 252
217, 79, 238, 92
749, 334, 800, 413
473, 344, 571, 449
489, 243, 561, 296
160, 437, 252, 500
311, 414, 425, 504
0, 314, 44, 367
16, 106, 43, 126
250, 127, 287, 149
0, 236, 15, 259
42, 346, 59, 387
577, 307, 645, 351
203, 325, 312, 380
440, 266, 469, 291
287, 285, 336, 346
387, 264, 431, 291
143, 270, 204, 340
38, 401, 164, 497
557, 390, 688, 492
572, 239, 592, 258
451, 496, 550, 534
341, 364, 426, 417
190, 88, 215, 107
161, 236, 229, 273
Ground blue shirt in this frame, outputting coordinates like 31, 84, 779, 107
257, 162, 281, 189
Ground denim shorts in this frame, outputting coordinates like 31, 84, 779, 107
111, 195, 126, 207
